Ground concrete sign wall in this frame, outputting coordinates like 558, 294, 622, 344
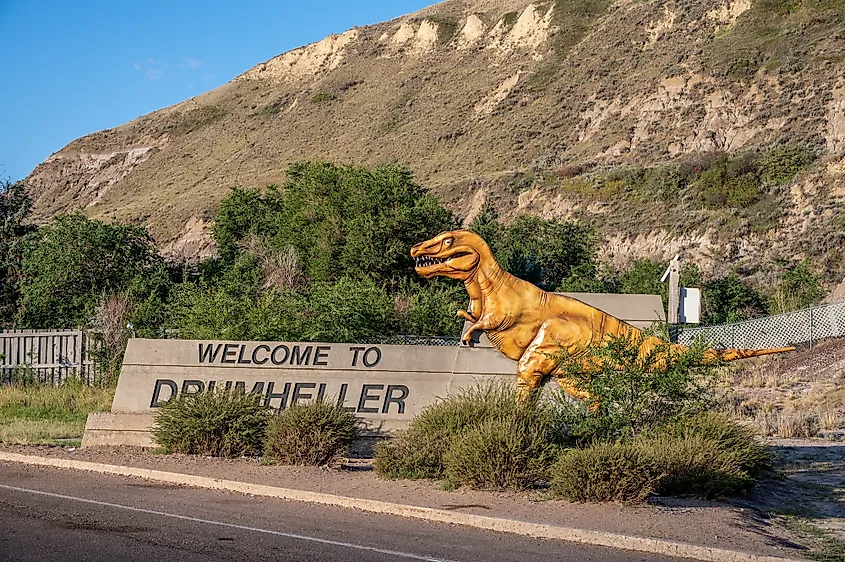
84, 338, 520, 447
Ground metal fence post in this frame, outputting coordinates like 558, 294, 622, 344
809, 308, 815, 349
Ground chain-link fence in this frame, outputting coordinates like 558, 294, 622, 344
677, 301, 845, 349
357, 335, 460, 346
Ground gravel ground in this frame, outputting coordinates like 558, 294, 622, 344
0, 444, 810, 559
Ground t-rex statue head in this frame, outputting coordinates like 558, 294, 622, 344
410, 230, 492, 281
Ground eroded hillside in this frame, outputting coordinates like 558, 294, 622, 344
24, 0, 845, 283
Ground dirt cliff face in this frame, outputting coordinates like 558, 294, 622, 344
24, 0, 845, 279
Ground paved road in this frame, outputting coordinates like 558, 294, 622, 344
0, 462, 686, 562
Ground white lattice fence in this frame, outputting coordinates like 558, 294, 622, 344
677, 301, 845, 349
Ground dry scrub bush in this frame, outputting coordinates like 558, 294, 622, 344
89, 292, 133, 382
152, 390, 269, 457
551, 414, 770, 502
374, 381, 564, 485
443, 416, 559, 490
754, 410, 821, 438
239, 235, 304, 291
551, 442, 658, 503
264, 399, 359, 466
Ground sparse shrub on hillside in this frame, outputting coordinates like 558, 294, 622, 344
424, 14, 459, 43
760, 145, 817, 184
555, 164, 588, 178
695, 155, 764, 209
311, 92, 338, 104
152, 390, 269, 457
264, 399, 359, 466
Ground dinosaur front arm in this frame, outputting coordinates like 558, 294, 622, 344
456, 309, 476, 322
462, 315, 503, 344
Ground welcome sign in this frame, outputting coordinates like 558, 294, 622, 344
85, 338, 520, 446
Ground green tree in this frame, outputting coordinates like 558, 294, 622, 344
701, 274, 766, 324
470, 212, 600, 292
16, 213, 158, 328
769, 259, 825, 314
212, 186, 278, 262
213, 162, 457, 285
301, 276, 396, 342
0, 180, 35, 326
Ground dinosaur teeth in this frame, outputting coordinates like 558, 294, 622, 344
414, 256, 445, 267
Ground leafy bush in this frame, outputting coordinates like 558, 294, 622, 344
374, 381, 564, 482
469, 207, 600, 292
656, 412, 772, 478
16, 213, 159, 328
702, 274, 767, 324
551, 441, 659, 503
374, 382, 516, 479
401, 281, 464, 337
0, 180, 35, 327
554, 332, 719, 441
769, 259, 826, 314
264, 399, 359, 466
214, 162, 456, 285
695, 155, 764, 209
443, 415, 559, 490
300, 276, 396, 342
152, 390, 269, 457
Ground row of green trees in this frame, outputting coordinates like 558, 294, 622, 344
0, 162, 827, 343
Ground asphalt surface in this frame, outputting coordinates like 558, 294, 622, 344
0, 462, 688, 562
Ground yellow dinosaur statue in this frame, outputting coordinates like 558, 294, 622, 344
411, 230, 794, 400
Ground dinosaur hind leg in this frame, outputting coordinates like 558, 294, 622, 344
516, 319, 587, 402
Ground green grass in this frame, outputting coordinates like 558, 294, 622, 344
0, 383, 114, 445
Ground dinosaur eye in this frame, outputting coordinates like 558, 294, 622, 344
444, 238, 453, 246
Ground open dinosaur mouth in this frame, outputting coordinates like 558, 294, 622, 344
414, 252, 470, 268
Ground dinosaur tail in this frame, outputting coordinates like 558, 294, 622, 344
701, 346, 795, 362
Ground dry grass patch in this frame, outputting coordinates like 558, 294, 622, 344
0, 382, 114, 444
0, 419, 85, 445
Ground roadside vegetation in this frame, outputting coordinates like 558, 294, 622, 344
0, 158, 828, 456
151, 389, 359, 465
375, 334, 772, 502
0, 376, 114, 445
0, 158, 828, 346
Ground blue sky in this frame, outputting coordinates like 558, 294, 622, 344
0, 0, 433, 182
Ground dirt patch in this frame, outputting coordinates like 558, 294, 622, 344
725, 339, 845, 440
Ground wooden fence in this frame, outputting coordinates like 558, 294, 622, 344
0, 329, 99, 385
